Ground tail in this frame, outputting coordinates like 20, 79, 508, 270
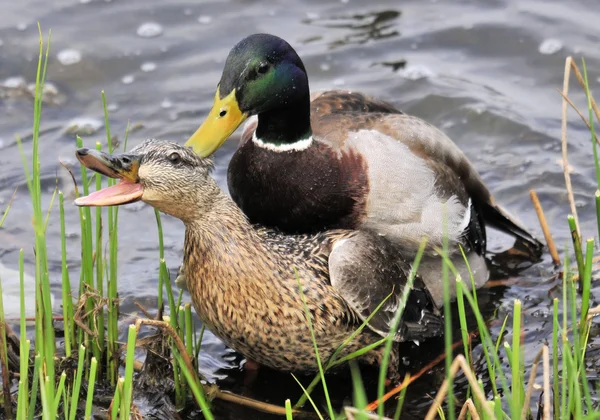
483, 203, 544, 259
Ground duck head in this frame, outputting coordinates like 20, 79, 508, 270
75, 140, 216, 222
185, 33, 310, 156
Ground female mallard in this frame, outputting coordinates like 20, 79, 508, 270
185, 34, 543, 304
74, 139, 442, 377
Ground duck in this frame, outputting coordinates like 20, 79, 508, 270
184, 33, 543, 305
74, 139, 443, 378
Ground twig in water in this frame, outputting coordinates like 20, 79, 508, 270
345, 406, 391, 419
542, 345, 551, 420
134, 319, 308, 418
521, 347, 544, 420
365, 333, 472, 411
423, 354, 494, 420
569, 59, 600, 125
529, 190, 560, 265
556, 89, 600, 145
133, 300, 153, 319
560, 56, 580, 237
457, 399, 480, 420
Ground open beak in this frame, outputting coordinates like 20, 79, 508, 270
74, 148, 144, 207
185, 87, 248, 157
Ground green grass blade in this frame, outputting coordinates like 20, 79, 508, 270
85, 357, 98, 420
330, 337, 387, 367
392, 375, 409, 420
568, 215, 585, 291
111, 378, 123, 420
121, 325, 137, 419
175, 352, 214, 420
295, 289, 393, 408
54, 372, 67, 415
0, 272, 12, 419
442, 238, 455, 420
68, 345, 86, 420
59, 193, 74, 357
185, 303, 194, 362
39, 373, 50, 420
552, 298, 560, 417
580, 238, 594, 332
28, 354, 42, 420
296, 273, 335, 420
456, 278, 471, 367
285, 399, 294, 420
291, 373, 325, 420
510, 300, 522, 420
377, 238, 427, 418
349, 361, 368, 420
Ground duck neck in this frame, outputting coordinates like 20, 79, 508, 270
183, 192, 263, 278
254, 91, 313, 150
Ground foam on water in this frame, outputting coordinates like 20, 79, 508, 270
538, 38, 563, 55
136, 22, 163, 38
122, 74, 135, 84
2, 76, 26, 88
141, 62, 157, 72
400, 64, 435, 80
57, 49, 82, 65
198, 15, 213, 24
65, 116, 104, 135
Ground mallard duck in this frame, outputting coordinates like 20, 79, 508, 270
74, 139, 443, 377
184, 33, 543, 304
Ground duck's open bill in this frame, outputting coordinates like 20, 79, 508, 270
74, 147, 143, 207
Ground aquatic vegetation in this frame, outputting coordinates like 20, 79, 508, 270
0, 26, 598, 420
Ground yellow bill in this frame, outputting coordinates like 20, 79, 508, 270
185, 87, 248, 157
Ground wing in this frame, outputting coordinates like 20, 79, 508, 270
328, 231, 443, 342
313, 105, 539, 253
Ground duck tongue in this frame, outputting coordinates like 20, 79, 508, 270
75, 181, 143, 207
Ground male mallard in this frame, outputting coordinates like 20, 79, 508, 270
75, 139, 443, 377
185, 34, 543, 304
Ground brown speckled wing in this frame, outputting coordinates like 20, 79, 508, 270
328, 231, 443, 342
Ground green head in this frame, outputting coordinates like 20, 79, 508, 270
186, 33, 311, 156
220, 33, 309, 114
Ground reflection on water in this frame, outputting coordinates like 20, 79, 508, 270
1, 0, 600, 418
303, 9, 401, 48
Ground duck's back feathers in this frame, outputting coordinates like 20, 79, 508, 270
232, 89, 542, 256
328, 231, 443, 342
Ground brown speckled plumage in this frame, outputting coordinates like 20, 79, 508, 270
76, 139, 444, 378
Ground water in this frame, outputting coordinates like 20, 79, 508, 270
1, 0, 600, 417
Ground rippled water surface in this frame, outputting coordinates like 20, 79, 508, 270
2, 0, 600, 418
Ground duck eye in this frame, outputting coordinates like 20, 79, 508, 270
168, 152, 181, 164
257, 61, 270, 74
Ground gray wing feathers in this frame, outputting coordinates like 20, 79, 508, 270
328, 231, 443, 342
